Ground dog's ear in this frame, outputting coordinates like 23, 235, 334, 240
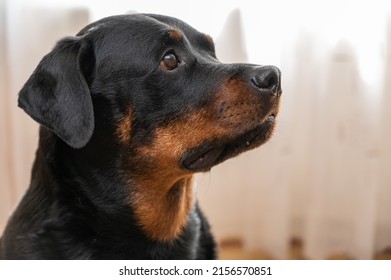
18, 36, 95, 149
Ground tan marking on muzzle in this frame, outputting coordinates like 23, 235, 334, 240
127, 77, 276, 242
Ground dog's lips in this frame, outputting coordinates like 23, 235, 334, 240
181, 114, 276, 172
182, 146, 225, 171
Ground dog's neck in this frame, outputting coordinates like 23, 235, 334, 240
37, 128, 196, 243
129, 175, 195, 242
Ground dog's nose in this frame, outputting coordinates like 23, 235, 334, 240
251, 66, 281, 96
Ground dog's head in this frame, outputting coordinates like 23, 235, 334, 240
19, 13, 281, 175
18, 14, 282, 242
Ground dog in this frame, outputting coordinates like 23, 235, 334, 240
0, 14, 281, 259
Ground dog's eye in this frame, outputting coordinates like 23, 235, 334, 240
160, 53, 179, 70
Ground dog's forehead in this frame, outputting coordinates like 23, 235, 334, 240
143, 14, 198, 35
145, 14, 214, 45
79, 14, 213, 49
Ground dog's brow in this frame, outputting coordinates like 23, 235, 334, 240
167, 28, 184, 42
204, 34, 214, 45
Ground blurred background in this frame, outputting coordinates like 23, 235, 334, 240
1, 0, 391, 259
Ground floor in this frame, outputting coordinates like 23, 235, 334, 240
218, 238, 391, 260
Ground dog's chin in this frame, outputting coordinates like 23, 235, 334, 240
181, 114, 277, 172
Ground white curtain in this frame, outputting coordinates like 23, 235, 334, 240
1, 0, 390, 259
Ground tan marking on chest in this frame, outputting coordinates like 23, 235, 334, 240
130, 176, 195, 242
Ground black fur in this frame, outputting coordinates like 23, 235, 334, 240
0, 14, 281, 259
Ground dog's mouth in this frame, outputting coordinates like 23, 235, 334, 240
181, 114, 276, 172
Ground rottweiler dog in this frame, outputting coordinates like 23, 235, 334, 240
0, 14, 281, 259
